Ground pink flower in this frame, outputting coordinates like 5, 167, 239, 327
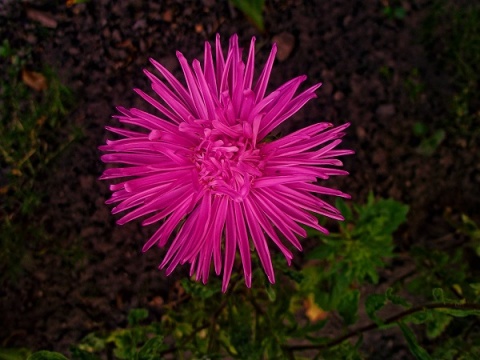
100, 34, 352, 292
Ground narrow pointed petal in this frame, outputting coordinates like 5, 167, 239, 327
149, 57, 196, 112
243, 198, 275, 283
254, 43, 277, 102
176, 52, 209, 120
203, 41, 217, 95
233, 201, 252, 288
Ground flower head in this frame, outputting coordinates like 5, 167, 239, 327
100, 34, 353, 291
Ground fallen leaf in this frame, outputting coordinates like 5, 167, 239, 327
304, 293, 329, 322
26, 8, 58, 29
148, 296, 164, 308
116, 39, 135, 51
162, 9, 173, 22
116, 292, 123, 309
36, 115, 47, 127
195, 23, 204, 33
22, 69, 48, 91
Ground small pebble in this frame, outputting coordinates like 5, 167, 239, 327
333, 91, 345, 101
195, 23, 204, 33
322, 81, 333, 96
376, 104, 396, 117
162, 9, 173, 22
272, 32, 295, 62
356, 126, 367, 140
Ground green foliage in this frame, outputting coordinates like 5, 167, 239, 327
337, 290, 360, 325
371, 210, 480, 358
424, 2, 480, 86
319, 339, 364, 360
432, 335, 480, 360
71, 308, 167, 360
425, 310, 452, 340
0, 39, 77, 283
404, 68, 425, 102
128, 308, 149, 326
459, 214, 480, 257
398, 322, 432, 360
381, 0, 407, 20
229, 0, 265, 32
6, 196, 480, 359
0, 348, 31, 360
407, 246, 467, 300
27, 352, 69, 360
449, 85, 480, 137
0, 43, 74, 188
406, 69, 445, 157
365, 288, 411, 326
421, 1, 480, 140
411, 117, 447, 157
136, 337, 167, 360
181, 277, 222, 299
416, 128, 446, 156
304, 193, 408, 319
383, 6, 406, 20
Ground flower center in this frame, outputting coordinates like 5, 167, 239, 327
191, 124, 264, 201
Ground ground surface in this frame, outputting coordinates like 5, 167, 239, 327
1, 0, 479, 358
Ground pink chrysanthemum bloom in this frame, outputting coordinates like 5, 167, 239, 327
100, 34, 352, 292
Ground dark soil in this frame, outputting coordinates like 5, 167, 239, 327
1, 0, 479, 358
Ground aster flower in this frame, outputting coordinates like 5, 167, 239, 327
100, 34, 352, 292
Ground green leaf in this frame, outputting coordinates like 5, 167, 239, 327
355, 197, 409, 236
229, 0, 265, 31
461, 214, 480, 239
106, 329, 139, 360
432, 336, 480, 360
436, 307, 480, 317
27, 352, 69, 360
228, 302, 255, 357
432, 288, 445, 302
70, 348, 100, 360
181, 278, 221, 299
394, 6, 407, 19
426, 311, 452, 339
0, 347, 32, 360
385, 288, 411, 308
265, 284, 276, 302
0, 39, 11, 58
337, 290, 360, 325
398, 322, 432, 360
405, 309, 431, 325
367, 191, 375, 205
321, 340, 363, 359
76, 333, 106, 353
306, 239, 338, 260
297, 195, 409, 311
281, 267, 304, 284
470, 283, 480, 297
417, 129, 445, 156
365, 293, 386, 324
335, 198, 353, 223
128, 308, 149, 326
137, 336, 167, 360
413, 122, 428, 136
291, 320, 328, 339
